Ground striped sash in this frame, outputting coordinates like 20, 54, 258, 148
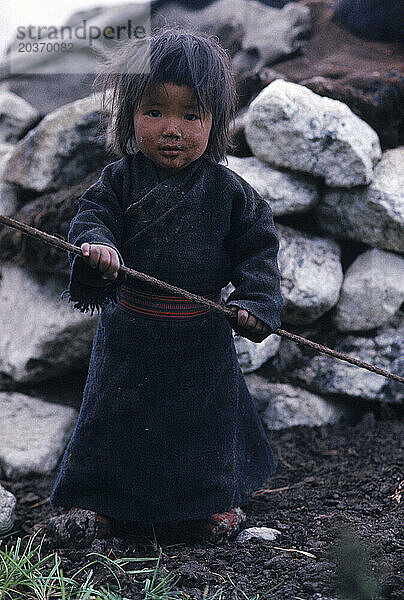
116, 285, 222, 320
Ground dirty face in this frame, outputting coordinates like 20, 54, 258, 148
133, 83, 213, 178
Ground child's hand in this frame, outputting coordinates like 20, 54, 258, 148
229, 306, 271, 342
80, 243, 120, 282
237, 309, 269, 336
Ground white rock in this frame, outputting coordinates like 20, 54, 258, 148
334, 248, 404, 331
0, 143, 18, 216
0, 483, 16, 534
3, 94, 108, 193
316, 147, 404, 253
277, 225, 343, 325
246, 374, 348, 429
0, 90, 39, 144
234, 334, 280, 373
224, 155, 319, 216
245, 79, 381, 187
0, 392, 77, 479
221, 282, 281, 371
0, 264, 98, 383
236, 526, 281, 543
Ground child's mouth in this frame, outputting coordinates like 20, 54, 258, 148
160, 147, 183, 156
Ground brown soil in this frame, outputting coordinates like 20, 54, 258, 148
2, 414, 403, 599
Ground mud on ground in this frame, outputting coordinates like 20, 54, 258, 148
2, 414, 403, 600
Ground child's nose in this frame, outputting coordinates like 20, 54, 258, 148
161, 118, 182, 137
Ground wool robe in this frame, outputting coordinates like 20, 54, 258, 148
50, 150, 284, 523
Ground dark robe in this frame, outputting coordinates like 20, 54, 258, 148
50, 150, 283, 523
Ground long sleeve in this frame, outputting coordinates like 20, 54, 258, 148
224, 177, 283, 342
62, 161, 127, 315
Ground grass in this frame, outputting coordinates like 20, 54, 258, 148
0, 530, 282, 600
0, 530, 157, 600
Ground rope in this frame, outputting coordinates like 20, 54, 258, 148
0, 213, 402, 385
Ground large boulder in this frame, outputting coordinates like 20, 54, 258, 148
277, 225, 343, 325
315, 147, 404, 253
334, 248, 404, 332
0, 264, 97, 384
0, 392, 77, 479
0, 90, 39, 144
0, 144, 18, 216
3, 94, 112, 193
285, 312, 404, 404
245, 79, 381, 187
246, 374, 349, 429
225, 155, 319, 216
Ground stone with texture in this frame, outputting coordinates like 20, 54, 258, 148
0, 90, 39, 144
155, 1, 311, 73
277, 225, 343, 325
236, 526, 281, 543
0, 483, 16, 534
316, 147, 404, 253
334, 248, 404, 331
0, 144, 17, 216
245, 79, 381, 187
0, 171, 100, 276
0, 392, 77, 479
234, 335, 280, 374
0, 264, 98, 383
3, 94, 111, 193
246, 374, 349, 429
225, 155, 319, 216
288, 312, 404, 404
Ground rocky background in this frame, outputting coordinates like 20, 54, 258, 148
0, 0, 403, 533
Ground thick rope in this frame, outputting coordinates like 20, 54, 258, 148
0, 213, 402, 385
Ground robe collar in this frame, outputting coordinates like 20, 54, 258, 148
130, 150, 207, 201
123, 150, 209, 247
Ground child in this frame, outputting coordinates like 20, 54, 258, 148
48, 28, 283, 545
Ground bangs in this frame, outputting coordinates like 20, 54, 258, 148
94, 27, 237, 162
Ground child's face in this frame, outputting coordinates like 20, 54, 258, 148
133, 83, 213, 177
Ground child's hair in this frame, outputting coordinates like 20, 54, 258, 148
93, 27, 238, 162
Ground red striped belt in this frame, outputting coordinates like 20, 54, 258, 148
116, 284, 223, 320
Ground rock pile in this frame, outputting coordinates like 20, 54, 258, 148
225, 79, 403, 423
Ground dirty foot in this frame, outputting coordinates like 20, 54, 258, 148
47, 508, 112, 548
188, 507, 246, 543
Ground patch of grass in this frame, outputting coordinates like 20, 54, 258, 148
0, 531, 282, 600
0, 530, 157, 599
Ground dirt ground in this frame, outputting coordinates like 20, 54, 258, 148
2, 411, 403, 600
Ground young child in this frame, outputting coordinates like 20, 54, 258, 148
48, 28, 283, 545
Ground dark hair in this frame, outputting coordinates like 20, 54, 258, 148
93, 27, 238, 162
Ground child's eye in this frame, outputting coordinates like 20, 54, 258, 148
146, 110, 161, 117
184, 114, 199, 121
